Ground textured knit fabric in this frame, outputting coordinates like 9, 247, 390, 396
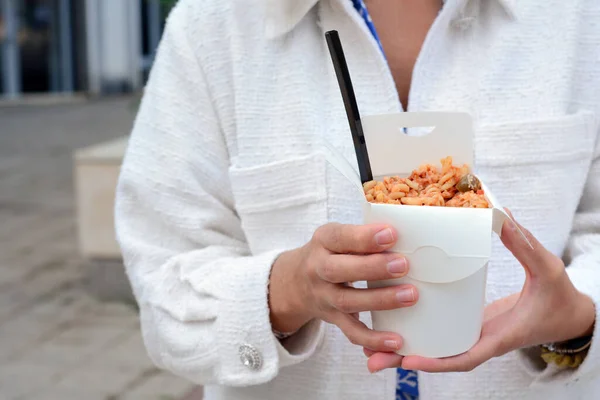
115, 0, 600, 399
348, 1, 417, 398
350, 0, 383, 53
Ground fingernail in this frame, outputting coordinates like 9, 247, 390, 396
384, 340, 400, 350
375, 228, 394, 246
397, 288, 415, 303
387, 258, 407, 275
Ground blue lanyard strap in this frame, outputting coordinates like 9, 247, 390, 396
350, 0, 385, 55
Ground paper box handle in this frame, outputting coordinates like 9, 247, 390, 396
361, 112, 474, 179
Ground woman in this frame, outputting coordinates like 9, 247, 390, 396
115, 0, 600, 399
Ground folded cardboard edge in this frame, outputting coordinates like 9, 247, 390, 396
402, 251, 488, 283
321, 141, 532, 250
481, 182, 533, 249
367, 254, 487, 284
361, 112, 473, 178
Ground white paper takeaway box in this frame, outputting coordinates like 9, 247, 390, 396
324, 112, 529, 358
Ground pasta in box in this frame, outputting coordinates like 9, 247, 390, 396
324, 112, 529, 358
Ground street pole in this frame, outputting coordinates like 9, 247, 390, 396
1, 0, 21, 97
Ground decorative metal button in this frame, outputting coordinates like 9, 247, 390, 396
239, 344, 262, 371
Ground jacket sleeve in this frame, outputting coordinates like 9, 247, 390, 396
114, 1, 324, 387
517, 125, 600, 386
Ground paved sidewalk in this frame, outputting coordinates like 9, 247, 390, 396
0, 97, 199, 400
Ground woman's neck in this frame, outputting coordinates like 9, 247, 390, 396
364, 0, 443, 109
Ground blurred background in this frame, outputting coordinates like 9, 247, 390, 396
0, 0, 204, 399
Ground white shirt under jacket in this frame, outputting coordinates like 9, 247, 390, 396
114, 0, 600, 399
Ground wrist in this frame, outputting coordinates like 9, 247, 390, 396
575, 292, 596, 338
269, 248, 314, 333
540, 292, 593, 368
559, 290, 596, 342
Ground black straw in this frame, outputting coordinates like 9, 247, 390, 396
325, 30, 373, 183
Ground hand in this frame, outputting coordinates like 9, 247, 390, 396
364, 211, 596, 373
269, 223, 419, 352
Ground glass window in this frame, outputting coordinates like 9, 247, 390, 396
18, 0, 53, 92
6, 0, 74, 94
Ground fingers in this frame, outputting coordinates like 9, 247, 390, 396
501, 209, 563, 277
317, 253, 408, 283
401, 334, 497, 373
334, 313, 404, 352
503, 209, 535, 250
483, 293, 519, 323
328, 284, 418, 314
314, 223, 397, 254
367, 351, 404, 373
364, 297, 522, 373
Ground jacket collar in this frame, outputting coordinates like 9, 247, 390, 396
264, 0, 520, 38
264, 0, 321, 38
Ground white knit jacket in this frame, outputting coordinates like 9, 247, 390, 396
115, 0, 600, 398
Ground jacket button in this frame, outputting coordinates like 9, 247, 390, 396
239, 344, 262, 371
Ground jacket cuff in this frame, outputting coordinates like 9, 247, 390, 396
276, 318, 326, 367
192, 249, 325, 386
516, 261, 599, 386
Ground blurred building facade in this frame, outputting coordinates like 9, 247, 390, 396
0, 0, 168, 98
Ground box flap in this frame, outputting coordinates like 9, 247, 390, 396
320, 111, 532, 284
482, 182, 533, 248
364, 203, 493, 283
361, 112, 473, 179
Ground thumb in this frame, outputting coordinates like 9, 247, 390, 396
500, 210, 559, 277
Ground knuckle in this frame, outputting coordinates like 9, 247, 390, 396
319, 257, 337, 282
331, 225, 346, 248
304, 253, 319, 279
357, 256, 375, 279
313, 225, 327, 245
334, 290, 351, 313
357, 227, 376, 252
350, 228, 364, 248
372, 291, 388, 310
343, 325, 367, 347
307, 270, 321, 289
366, 335, 382, 350
315, 293, 332, 314
314, 223, 340, 248
346, 332, 359, 346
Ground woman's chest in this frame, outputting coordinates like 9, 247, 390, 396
224, 2, 599, 256
228, 2, 599, 162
